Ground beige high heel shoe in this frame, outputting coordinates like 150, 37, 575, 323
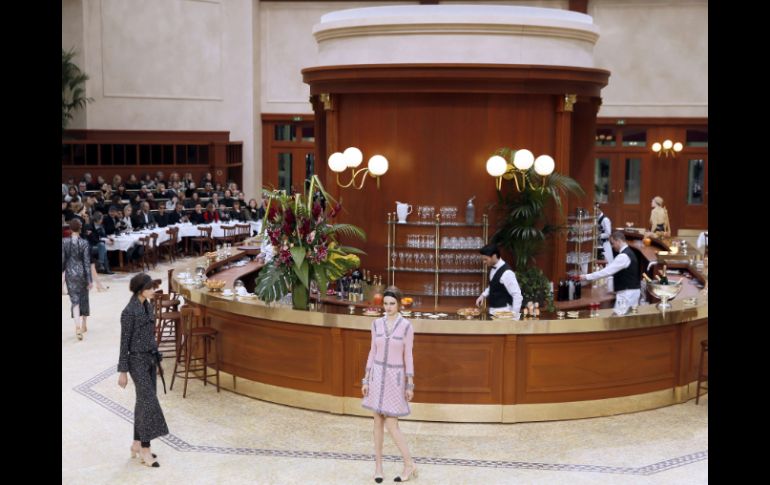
394, 466, 418, 482
139, 449, 160, 468
130, 445, 157, 459
75, 327, 83, 340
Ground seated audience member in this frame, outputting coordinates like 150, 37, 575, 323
141, 172, 156, 190
77, 181, 89, 199
155, 205, 170, 228
65, 185, 80, 203
132, 201, 155, 229
111, 174, 123, 190
125, 174, 141, 190
203, 202, 220, 223
145, 192, 158, 210
200, 172, 213, 188
69, 201, 86, 225
62, 200, 75, 222
84, 172, 100, 191
186, 191, 201, 209
121, 205, 134, 232
115, 184, 128, 202
166, 195, 179, 212
84, 211, 113, 274
246, 198, 265, 222
230, 200, 246, 222
201, 183, 213, 198
169, 203, 190, 225
214, 183, 225, 199
103, 205, 121, 235
185, 181, 197, 198
95, 175, 107, 189
187, 203, 204, 224
222, 189, 235, 208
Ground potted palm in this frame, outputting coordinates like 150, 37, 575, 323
255, 175, 366, 309
62, 48, 93, 130
489, 147, 584, 310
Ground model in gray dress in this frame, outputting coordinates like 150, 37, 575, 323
118, 295, 169, 454
62, 236, 92, 318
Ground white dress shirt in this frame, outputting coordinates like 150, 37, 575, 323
584, 243, 640, 312
481, 258, 523, 315
598, 213, 614, 264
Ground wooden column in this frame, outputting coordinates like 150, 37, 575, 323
552, 94, 576, 279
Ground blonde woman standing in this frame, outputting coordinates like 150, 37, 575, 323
649, 196, 671, 237
361, 286, 418, 482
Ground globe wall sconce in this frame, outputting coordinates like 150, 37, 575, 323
486, 149, 555, 191
651, 139, 683, 158
328, 147, 389, 189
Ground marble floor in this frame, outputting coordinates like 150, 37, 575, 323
62, 258, 708, 484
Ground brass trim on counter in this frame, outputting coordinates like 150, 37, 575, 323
176, 273, 707, 334
212, 367, 702, 423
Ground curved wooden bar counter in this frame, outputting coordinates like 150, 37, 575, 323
173, 252, 708, 423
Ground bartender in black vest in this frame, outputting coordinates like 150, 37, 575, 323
475, 243, 523, 317
577, 231, 641, 310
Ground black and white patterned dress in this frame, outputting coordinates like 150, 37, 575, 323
118, 296, 169, 442
62, 236, 92, 317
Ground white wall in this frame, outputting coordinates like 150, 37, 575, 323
63, 0, 708, 197
258, 1, 415, 115
62, 0, 87, 129
65, 0, 258, 198
591, 0, 708, 118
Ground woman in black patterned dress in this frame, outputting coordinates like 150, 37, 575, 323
62, 218, 92, 340
118, 273, 169, 467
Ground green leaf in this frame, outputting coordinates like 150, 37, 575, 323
290, 245, 306, 272
327, 223, 367, 241
336, 245, 367, 255
293, 259, 309, 289
312, 263, 329, 294
254, 263, 290, 303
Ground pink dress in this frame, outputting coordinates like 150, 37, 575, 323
362, 315, 414, 417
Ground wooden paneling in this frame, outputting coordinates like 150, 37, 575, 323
412, 334, 504, 404
195, 304, 706, 408
206, 309, 333, 394
515, 326, 679, 403
329, 92, 560, 280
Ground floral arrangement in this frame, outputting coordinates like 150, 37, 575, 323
255, 175, 366, 306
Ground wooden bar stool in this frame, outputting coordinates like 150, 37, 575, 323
695, 339, 708, 404
171, 306, 220, 398
153, 291, 182, 358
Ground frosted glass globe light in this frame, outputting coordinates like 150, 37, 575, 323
673, 142, 683, 152
343, 147, 363, 168
513, 149, 534, 170
652, 142, 662, 153
662, 139, 673, 150
328, 152, 347, 172
368, 155, 389, 176
534, 155, 555, 176
486, 155, 507, 177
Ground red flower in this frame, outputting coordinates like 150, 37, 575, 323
268, 205, 280, 221
329, 202, 342, 218
284, 207, 295, 226
312, 201, 322, 219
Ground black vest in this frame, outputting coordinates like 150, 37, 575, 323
488, 263, 514, 307
614, 246, 641, 291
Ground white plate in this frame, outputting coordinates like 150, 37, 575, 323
427, 315, 440, 319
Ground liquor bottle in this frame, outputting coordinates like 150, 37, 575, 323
568, 279, 575, 301
557, 280, 566, 301
574, 280, 582, 300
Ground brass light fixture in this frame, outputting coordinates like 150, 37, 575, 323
486, 149, 555, 191
328, 147, 389, 190
651, 139, 683, 157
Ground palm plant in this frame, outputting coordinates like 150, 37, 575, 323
62, 48, 93, 130
489, 147, 584, 307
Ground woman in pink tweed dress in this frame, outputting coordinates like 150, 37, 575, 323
361, 287, 418, 482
